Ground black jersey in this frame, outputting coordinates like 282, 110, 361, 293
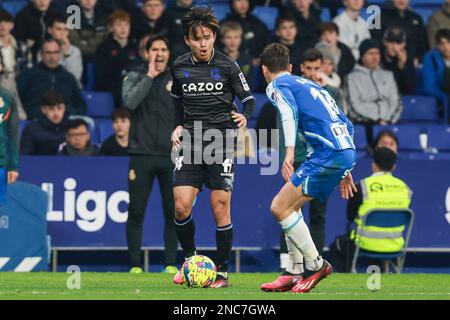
170, 49, 254, 131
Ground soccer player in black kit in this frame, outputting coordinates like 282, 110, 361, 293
171, 6, 255, 288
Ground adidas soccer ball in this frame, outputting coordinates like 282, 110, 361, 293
182, 255, 217, 288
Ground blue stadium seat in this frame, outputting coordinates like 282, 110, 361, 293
401, 96, 439, 122
210, 3, 230, 21
82, 91, 115, 118
320, 8, 331, 22
19, 120, 29, 138
2, 0, 27, 16
409, 0, 442, 7
84, 63, 96, 91
373, 124, 425, 151
252, 93, 269, 120
426, 124, 450, 151
252, 6, 278, 31
353, 124, 368, 150
234, 92, 268, 121
95, 119, 115, 144
415, 7, 436, 23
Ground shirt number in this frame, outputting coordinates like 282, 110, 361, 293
310, 87, 340, 121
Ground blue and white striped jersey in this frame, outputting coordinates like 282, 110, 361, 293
266, 73, 355, 158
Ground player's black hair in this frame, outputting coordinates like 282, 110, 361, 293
182, 6, 220, 38
67, 119, 89, 132
373, 147, 397, 171
436, 28, 450, 45
373, 130, 399, 149
303, 48, 324, 63
260, 43, 290, 73
275, 13, 296, 31
42, 91, 66, 107
111, 108, 131, 121
145, 33, 170, 51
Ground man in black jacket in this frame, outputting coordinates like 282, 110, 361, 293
122, 34, 179, 274
221, 0, 269, 60
17, 39, 87, 119
95, 9, 138, 108
381, 26, 417, 95
372, 0, 428, 63
20, 91, 68, 155
131, 0, 176, 42
13, 0, 58, 61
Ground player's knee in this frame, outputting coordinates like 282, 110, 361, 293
211, 199, 229, 217
270, 198, 286, 219
174, 199, 192, 219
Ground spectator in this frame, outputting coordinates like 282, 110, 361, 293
0, 85, 19, 196
20, 92, 68, 155
427, 0, 450, 48
0, 9, 27, 120
221, 0, 269, 60
381, 26, 417, 95
59, 118, 99, 156
68, 0, 109, 64
131, 0, 175, 42
274, 14, 307, 75
330, 147, 412, 272
318, 0, 344, 18
17, 38, 87, 120
346, 39, 402, 144
315, 22, 355, 79
301, 48, 345, 110
13, 0, 58, 61
220, 21, 252, 80
421, 28, 450, 108
166, 0, 192, 59
373, 130, 399, 154
47, 15, 83, 84
333, 0, 371, 60
372, 0, 428, 63
95, 10, 138, 107
282, 0, 322, 48
122, 34, 178, 273
100, 108, 130, 156
317, 47, 342, 88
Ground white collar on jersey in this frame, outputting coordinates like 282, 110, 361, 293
190, 48, 215, 65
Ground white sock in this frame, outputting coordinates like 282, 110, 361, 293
279, 210, 323, 271
280, 253, 289, 270
285, 233, 304, 275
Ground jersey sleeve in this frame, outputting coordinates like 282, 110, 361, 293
170, 67, 182, 99
229, 61, 254, 105
266, 82, 298, 147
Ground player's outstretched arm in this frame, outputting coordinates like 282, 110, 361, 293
339, 173, 357, 200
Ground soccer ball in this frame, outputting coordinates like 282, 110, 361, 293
182, 255, 217, 288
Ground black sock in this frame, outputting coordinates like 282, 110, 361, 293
216, 224, 233, 273
174, 215, 196, 258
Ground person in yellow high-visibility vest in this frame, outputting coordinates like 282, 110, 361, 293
347, 147, 412, 254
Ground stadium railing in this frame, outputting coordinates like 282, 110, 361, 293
50, 246, 262, 273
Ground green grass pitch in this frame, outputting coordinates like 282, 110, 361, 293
1, 273, 450, 300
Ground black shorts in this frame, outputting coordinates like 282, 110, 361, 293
173, 129, 237, 192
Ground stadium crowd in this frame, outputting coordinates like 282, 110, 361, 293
0, 0, 448, 155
